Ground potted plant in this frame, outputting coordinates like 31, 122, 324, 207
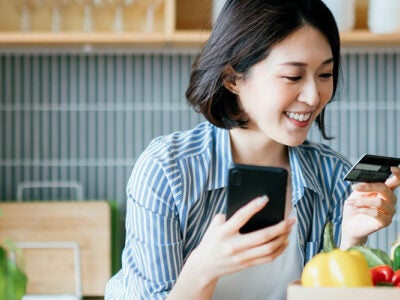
0, 210, 27, 300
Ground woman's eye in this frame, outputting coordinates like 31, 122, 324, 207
319, 73, 333, 79
284, 76, 302, 81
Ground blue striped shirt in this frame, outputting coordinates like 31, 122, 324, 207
105, 121, 352, 299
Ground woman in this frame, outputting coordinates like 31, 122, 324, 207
106, 0, 400, 299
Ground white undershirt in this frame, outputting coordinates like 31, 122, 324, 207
212, 211, 303, 300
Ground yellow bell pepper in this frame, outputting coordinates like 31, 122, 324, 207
301, 247, 373, 287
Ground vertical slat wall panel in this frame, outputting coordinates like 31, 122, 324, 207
0, 50, 203, 206
0, 48, 399, 252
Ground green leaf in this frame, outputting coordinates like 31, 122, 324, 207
0, 245, 27, 300
0, 248, 8, 299
6, 258, 27, 300
4, 240, 25, 272
393, 244, 400, 271
349, 245, 393, 268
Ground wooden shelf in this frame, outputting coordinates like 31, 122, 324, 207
340, 30, 400, 46
0, 32, 168, 47
0, 30, 400, 48
0, 0, 399, 48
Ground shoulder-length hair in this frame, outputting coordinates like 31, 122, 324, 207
186, 0, 340, 139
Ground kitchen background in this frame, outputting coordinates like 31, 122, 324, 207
1, 43, 400, 247
0, 0, 399, 296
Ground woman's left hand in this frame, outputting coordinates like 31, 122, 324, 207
341, 167, 400, 249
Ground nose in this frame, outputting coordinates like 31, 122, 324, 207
298, 79, 319, 107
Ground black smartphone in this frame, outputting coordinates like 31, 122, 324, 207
226, 164, 288, 233
344, 154, 400, 183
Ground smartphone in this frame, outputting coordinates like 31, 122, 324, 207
344, 154, 400, 183
226, 164, 288, 233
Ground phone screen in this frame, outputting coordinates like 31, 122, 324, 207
227, 164, 288, 233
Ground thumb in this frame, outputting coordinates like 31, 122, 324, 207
385, 166, 400, 190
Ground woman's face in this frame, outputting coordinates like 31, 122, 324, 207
235, 26, 334, 147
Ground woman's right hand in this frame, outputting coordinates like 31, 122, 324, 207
178, 196, 295, 296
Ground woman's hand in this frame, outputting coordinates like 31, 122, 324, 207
193, 196, 295, 279
168, 196, 295, 300
341, 167, 400, 249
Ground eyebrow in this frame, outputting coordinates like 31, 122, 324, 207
280, 57, 334, 67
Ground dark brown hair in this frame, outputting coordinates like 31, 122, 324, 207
186, 0, 341, 139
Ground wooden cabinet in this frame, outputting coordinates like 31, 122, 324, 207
0, 202, 112, 296
0, 0, 399, 47
0, 0, 213, 46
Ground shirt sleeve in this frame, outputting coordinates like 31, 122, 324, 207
105, 142, 184, 299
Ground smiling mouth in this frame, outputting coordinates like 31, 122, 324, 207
285, 112, 312, 122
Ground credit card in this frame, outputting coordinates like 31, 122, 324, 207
344, 154, 400, 182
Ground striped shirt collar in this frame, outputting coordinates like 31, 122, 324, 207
289, 145, 324, 202
208, 125, 233, 191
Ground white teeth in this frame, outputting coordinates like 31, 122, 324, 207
285, 112, 311, 121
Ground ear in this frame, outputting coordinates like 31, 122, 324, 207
222, 65, 241, 94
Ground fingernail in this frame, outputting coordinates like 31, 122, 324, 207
256, 195, 269, 206
288, 218, 296, 226
391, 166, 400, 174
